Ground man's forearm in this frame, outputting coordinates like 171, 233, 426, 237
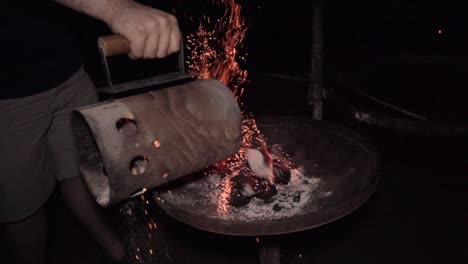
54, 0, 182, 59
54, 0, 128, 24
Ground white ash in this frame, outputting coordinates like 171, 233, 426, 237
90, 169, 110, 206
225, 169, 323, 221
95, 186, 110, 206
246, 148, 274, 184
157, 168, 333, 221
240, 183, 256, 197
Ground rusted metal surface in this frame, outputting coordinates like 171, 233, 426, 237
72, 79, 242, 207
154, 116, 380, 236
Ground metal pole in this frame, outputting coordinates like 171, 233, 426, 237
308, 4, 325, 120
259, 239, 281, 264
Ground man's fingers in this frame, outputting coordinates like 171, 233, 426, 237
143, 34, 159, 59
110, 5, 182, 60
168, 29, 182, 55
129, 33, 147, 59
167, 16, 181, 55
156, 28, 171, 58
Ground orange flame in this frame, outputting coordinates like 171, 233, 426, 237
186, 1, 297, 213
186, 0, 249, 100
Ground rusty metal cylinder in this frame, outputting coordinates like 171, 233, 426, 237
72, 79, 242, 207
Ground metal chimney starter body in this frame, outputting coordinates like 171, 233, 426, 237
72, 79, 242, 207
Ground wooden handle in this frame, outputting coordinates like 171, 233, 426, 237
98, 34, 130, 57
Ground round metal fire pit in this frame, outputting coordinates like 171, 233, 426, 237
154, 116, 380, 236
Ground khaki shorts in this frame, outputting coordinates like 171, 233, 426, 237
0, 67, 98, 222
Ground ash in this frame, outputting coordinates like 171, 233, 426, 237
158, 167, 333, 221
230, 170, 322, 220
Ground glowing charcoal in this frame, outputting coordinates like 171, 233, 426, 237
228, 191, 251, 207
130, 156, 149, 175
228, 175, 257, 207
273, 160, 291, 185
255, 179, 278, 202
246, 148, 274, 184
153, 140, 161, 148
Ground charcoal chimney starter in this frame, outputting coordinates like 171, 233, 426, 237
71, 79, 242, 207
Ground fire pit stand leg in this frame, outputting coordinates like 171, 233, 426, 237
259, 239, 281, 264
308, 4, 325, 120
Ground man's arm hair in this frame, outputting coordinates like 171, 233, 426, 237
53, 0, 126, 24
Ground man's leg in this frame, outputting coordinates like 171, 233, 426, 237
47, 68, 125, 261
58, 177, 125, 261
3, 208, 47, 264
0, 87, 57, 264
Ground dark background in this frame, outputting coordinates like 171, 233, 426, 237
61, 0, 468, 124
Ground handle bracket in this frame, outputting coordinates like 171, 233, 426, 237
97, 34, 186, 92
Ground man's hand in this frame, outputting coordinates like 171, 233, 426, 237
106, 1, 181, 59
55, 0, 182, 59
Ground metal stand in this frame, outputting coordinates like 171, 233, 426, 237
259, 238, 281, 264
308, 4, 325, 120
258, 6, 325, 263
